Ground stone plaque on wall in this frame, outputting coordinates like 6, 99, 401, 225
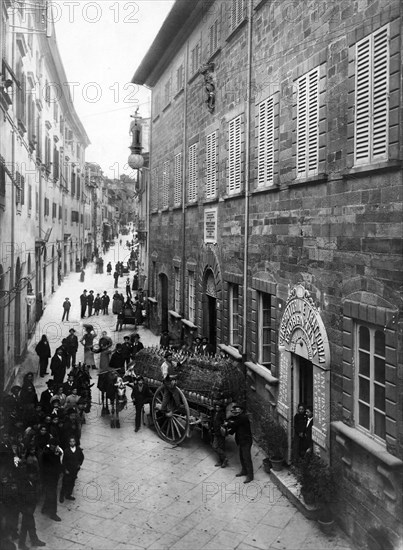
312, 368, 328, 448
204, 208, 217, 243
277, 350, 289, 419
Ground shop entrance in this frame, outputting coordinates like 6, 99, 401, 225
203, 269, 217, 349
159, 273, 168, 333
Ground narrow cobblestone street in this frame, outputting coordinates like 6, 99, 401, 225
15, 241, 355, 550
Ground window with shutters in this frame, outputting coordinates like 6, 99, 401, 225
354, 25, 389, 165
229, 283, 239, 347
44, 197, 49, 216
176, 64, 184, 93
296, 67, 319, 178
188, 143, 198, 203
231, 0, 245, 32
174, 153, 182, 206
188, 271, 195, 323
53, 146, 59, 181
228, 115, 242, 194
16, 65, 27, 127
28, 184, 32, 210
71, 171, 76, 196
174, 267, 180, 313
257, 97, 274, 187
153, 93, 160, 117
151, 168, 158, 211
20, 175, 25, 206
15, 171, 21, 204
164, 78, 171, 106
205, 131, 217, 199
58, 205, 62, 220
0, 163, 5, 197
52, 202, 56, 219
355, 323, 386, 441
45, 80, 50, 106
77, 175, 80, 198
209, 20, 219, 57
191, 42, 201, 75
258, 292, 271, 366
162, 160, 169, 209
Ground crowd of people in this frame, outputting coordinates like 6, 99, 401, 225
0, 366, 88, 550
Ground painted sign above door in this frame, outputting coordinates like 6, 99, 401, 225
279, 284, 330, 369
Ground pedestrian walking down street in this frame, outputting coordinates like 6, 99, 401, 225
83, 257, 88, 269
224, 402, 254, 483
79, 290, 88, 319
61, 297, 71, 322
35, 335, 51, 377
93, 293, 102, 315
87, 290, 94, 316
18, 466, 46, 549
113, 270, 119, 288
65, 328, 78, 368
102, 291, 110, 315
59, 436, 84, 503
79, 269, 85, 283
80, 326, 97, 370
129, 376, 152, 432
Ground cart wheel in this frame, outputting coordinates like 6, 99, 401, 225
152, 385, 190, 445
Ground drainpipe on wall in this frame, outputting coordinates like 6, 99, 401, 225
242, 1, 253, 361
181, 42, 189, 325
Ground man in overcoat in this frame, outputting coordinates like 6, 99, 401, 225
50, 348, 66, 386
225, 403, 254, 483
59, 436, 84, 502
79, 290, 88, 319
65, 329, 78, 368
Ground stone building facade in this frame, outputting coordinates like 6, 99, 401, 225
132, 0, 403, 546
0, 0, 89, 388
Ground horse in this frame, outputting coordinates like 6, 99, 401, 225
98, 369, 127, 428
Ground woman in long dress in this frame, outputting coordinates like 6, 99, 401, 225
80, 326, 97, 369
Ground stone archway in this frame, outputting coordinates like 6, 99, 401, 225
202, 268, 217, 348
277, 284, 331, 457
199, 245, 222, 348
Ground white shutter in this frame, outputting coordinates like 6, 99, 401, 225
188, 143, 198, 203
257, 97, 274, 187
355, 37, 371, 164
372, 26, 389, 160
228, 116, 242, 194
231, 0, 244, 31
162, 160, 169, 209
151, 168, 158, 210
206, 132, 217, 198
308, 69, 319, 174
174, 153, 182, 206
297, 67, 319, 177
354, 25, 389, 165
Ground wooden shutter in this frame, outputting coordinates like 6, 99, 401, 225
151, 168, 158, 211
206, 131, 217, 198
231, 0, 244, 31
188, 144, 198, 203
174, 153, 182, 206
258, 97, 274, 186
228, 116, 242, 194
297, 67, 319, 177
355, 25, 389, 165
209, 20, 218, 56
162, 160, 169, 208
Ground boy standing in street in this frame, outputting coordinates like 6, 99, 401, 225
62, 298, 71, 322
59, 437, 84, 503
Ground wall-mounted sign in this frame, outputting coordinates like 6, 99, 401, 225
204, 208, 217, 243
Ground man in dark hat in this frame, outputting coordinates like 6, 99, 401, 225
79, 290, 88, 319
62, 373, 76, 397
59, 436, 84, 503
18, 465, 46, 549
50, 348, 66, 386
39, 380, 56, 415
109, 344, 126, 377
224, 402, 254, 483
41, 438, 63, 521
65, 329, 78, 369
87, 290, 94, 317
130, 376, 152, 433
130, 333, 144, 357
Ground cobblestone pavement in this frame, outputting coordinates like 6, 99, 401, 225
17, 240, 356, 550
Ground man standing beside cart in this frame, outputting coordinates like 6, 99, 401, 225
224, 402, 254, 483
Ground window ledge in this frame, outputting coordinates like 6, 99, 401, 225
152, 114, 160, 124
147, 296, 157, 304
222, 191, 245, 201
343, 160, 402, 179
251, 184, 280, 196
218, 343, 242, 360
186, 201, 199, 208
288, 173, 328, 187
207, 47, 222, 63
168, 310, 181, 320
173, 88, 184, 100
162, 101, 171, 113
245, 361, 279, 385
226, 18, 248, 43
181, 318, 197, 330
202, 196, 219, 205
331, 421, 402, 469
188, 72, 200, 85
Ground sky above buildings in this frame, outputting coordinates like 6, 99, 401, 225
53, 0, 174, 178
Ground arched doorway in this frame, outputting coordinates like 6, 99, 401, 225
159, 273, 168, 333
203, 269, 217, 348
